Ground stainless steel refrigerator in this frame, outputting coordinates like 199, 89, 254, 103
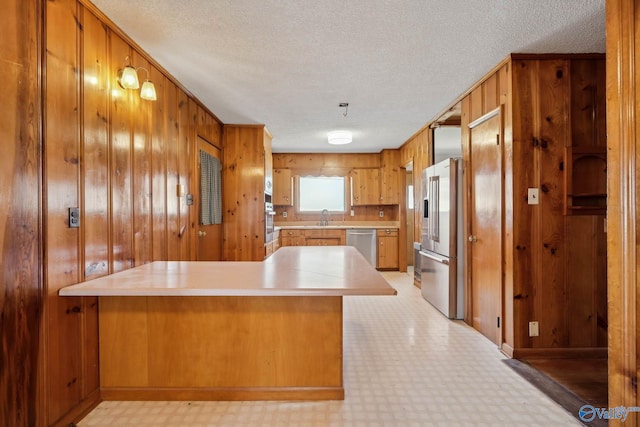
420, 158, 464, 319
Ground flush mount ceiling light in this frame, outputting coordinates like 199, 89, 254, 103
117, 55, 157, 101
327, 130, 352, 145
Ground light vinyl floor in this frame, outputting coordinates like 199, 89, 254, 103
78, 271, 580, 426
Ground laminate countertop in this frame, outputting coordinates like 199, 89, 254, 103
275, 223, 399, 230
59, 246, 397, 297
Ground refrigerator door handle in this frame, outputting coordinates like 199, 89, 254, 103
419, 250, 450, 265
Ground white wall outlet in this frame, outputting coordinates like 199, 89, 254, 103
527, 188, 539, 205
379, 210, 384, 218
282, 211, 287, 218
529, 321, 539, 337
350, 209, 355, 217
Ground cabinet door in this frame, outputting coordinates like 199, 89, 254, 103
273, 169, 293, 206
306, 238, 342, 246
380, 165, 401, 205
351, 169, 380, 205
377, 229, 399, 269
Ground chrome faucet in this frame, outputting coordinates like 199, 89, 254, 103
320, 209, 330, 226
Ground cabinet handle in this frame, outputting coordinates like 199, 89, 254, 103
468, 235, 477, 242
198, 230, 207, 237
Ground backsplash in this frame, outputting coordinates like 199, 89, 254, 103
274, 205, 399, 224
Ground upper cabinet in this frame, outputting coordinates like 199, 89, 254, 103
379, 149, 401, 205
351, 150, 401, 206
273, 168, 294, 206
350, 168, 380, 205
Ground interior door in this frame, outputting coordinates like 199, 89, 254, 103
468, 107, 502, 345
197, 136, 223, 261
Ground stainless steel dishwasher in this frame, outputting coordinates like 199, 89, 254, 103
346, 229, 377, 266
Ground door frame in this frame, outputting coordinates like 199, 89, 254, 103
465, 106, 505, 347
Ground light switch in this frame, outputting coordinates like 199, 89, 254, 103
529, 321, 539, 337
527, 188, 539, 205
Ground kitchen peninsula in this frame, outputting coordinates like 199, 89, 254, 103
59, 246, 396, 401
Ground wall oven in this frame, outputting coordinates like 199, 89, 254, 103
265, 201, 275, 242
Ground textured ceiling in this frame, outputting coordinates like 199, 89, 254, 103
91, 0, 605, 153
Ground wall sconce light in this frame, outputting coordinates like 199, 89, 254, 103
117, 56, 157, 101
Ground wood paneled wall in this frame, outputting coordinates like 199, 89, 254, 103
272, 153, 400, 223
606, 0, 639, 417
455, 55, 607, 356
2, 0, 222, 423
0, 1, 42, 426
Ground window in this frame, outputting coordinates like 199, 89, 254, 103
298, 176, 346, 212
407, 184, 414, 209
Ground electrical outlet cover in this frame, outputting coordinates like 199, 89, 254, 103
379, 210, 384, 217
282, 211, 287, 218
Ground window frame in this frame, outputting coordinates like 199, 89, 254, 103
296, 175, 348, 214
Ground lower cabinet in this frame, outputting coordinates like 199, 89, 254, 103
280, 229, 346, 247
377, 229, 399, 270
281, 229, 306, 246
306, 237, 342, 246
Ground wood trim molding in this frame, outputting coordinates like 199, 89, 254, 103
100, 386, 344, 401
511, 347, 608, 360
606, 0, 639, 417
468, 106, 501, 129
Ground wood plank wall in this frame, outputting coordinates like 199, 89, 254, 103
453, 55, 607, 357
0, 1, 42, 426
272, 153, 400, 223
39, 1, 223, 425
606, 0, 639, 418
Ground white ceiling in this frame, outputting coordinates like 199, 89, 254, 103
92, 0, 605, 153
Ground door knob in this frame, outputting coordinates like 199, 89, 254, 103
468, 235, 477, 242
198, 230, 207, 237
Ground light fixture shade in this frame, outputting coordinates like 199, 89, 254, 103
119, 65, 140, 89
327, 130, 352, 145
140, 80, 157, 101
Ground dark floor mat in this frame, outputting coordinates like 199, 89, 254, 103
503, 359, 608, 427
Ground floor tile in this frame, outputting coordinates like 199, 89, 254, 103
78, 271, 580, 426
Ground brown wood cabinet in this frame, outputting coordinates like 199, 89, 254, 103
306, 238, 342, 246
377, 228, 399, 270
281, 229, 306, 246
350, 168, 380, 205
351, 150, 401, 206
223, 125, 272, 261
280, 228, 346, 246
379, 150, 401, 205
273, 168, 294, 206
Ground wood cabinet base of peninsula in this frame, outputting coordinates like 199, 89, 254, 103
99, 295, 344, 401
